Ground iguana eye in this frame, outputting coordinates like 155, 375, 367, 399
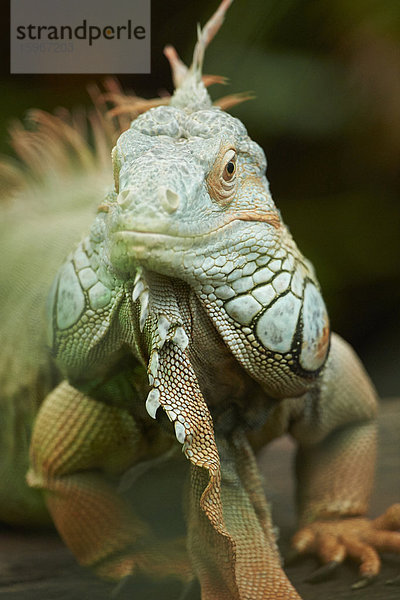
207, 147, 238, 206
222, 150, 237, 182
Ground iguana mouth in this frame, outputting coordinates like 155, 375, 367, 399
112, 210, 280, 243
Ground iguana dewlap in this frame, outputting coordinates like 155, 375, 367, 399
1, 1, 400, 598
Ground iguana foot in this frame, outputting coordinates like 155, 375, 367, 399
290, 504, 400, 588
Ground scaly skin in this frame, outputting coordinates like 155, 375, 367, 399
2, 1, 400, 598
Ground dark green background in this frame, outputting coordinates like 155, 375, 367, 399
1, 0, 399, 395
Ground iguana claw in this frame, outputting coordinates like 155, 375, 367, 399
386, 575, 400, 586
304, 560, 340, 583
351, 574, 377, 589
111, 574, 134, 599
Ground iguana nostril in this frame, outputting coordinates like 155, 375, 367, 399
159, 187, 180, 213
117, 190, 134, 206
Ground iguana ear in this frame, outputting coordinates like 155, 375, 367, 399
46, 240, 124, 379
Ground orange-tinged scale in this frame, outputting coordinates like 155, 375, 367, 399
315, 315, 330, 365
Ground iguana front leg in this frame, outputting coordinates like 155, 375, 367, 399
27, 379, 192, 583
289, 334, 400, 586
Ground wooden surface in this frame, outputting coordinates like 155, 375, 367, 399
0, 397, 398, 599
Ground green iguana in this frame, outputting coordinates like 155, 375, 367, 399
1, 1, 399, 598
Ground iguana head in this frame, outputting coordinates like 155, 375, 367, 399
107, 102, 282, 276
96, 0, 330, 387
104, 0, 280, 282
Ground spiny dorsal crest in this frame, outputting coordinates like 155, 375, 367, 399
0, 0, 250, 193
167, 0, 233, 111
108, 0, 252, 120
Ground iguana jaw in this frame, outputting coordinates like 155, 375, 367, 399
109, 217, 278, 277
112, 209, 279, 240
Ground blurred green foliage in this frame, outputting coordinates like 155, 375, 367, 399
1, 0, 399, 393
